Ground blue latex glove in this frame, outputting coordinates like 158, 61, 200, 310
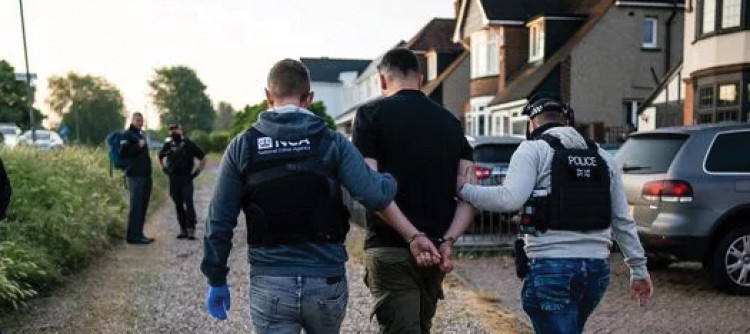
206, 285, 231, 320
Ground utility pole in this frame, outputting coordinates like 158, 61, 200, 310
19, 0, 36, 142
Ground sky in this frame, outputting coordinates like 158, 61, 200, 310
0, 0, 455, 129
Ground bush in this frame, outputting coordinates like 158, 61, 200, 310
190, 130, 211, 153
209, 131, 231, 153
0, 146, 130, 308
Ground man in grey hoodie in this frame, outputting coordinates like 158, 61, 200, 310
459, 94, 654, 334
201, 59, 438, 333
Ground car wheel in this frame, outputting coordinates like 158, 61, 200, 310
711, 226, 750, 295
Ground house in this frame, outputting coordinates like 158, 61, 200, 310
454, 0, 684, 141
299, 57, 370, 119
335, 18, 469, 134
640, 0, 750, 129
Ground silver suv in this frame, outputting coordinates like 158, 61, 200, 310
614, 123, 750, 294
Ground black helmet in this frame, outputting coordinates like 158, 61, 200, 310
521, 92, 571, 120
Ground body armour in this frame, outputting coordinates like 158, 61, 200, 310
521, 134, 612, 234
242, 127, 350, 247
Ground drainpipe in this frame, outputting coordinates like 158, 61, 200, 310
665, 0, 678, 75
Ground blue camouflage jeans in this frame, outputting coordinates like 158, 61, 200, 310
249, 274, 348, 334
521, 258, 610, 334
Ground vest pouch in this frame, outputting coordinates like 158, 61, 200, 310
309, 188, 351, 243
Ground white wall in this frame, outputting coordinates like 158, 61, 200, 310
311, 82, 344, 118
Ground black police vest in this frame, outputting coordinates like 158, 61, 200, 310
527, 134, 612, 233
242, 127, 350, 247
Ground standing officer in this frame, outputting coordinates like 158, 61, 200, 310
120, 112, 154, 245
158, 124, 206, 240
459, 93, 654, 334
201, 59, 434, 333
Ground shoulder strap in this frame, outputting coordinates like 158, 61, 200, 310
583, 138, 599, 151
539, 134, 565, 150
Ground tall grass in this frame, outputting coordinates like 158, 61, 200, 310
0, 146, 166, 308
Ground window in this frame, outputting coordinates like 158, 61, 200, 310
698, 0, 749, 37
702, 0, 717, 34
615, 134, 689, 174
643, 18, 658, 48
718, 83, 739, 106
470, 30, 500, 78
528, 21, 545, 62
427, 52, 438, 81
699, 87, 714, 108
705, 131, 750, 172
622, 100, 641, 128
722, 0, 742, 28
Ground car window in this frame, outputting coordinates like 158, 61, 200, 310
473, 144, 519, 163
0, 128, 16, 135
705, 131, 750, 173
615, 134, 688, 174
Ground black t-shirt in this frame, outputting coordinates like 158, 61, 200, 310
159, 138, 206, 175
353, 90, 473, 248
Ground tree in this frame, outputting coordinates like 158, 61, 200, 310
214, 101, 235, 131
149, 66, 215, 133
229, 100, 335, 138
0, 60, 44, 130
46, 73, 125, 145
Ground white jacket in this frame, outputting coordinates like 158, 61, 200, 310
461, 126, 649, 280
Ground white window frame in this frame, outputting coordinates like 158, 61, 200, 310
427, 52, 438, 81
642, 18, 658, 49
528, 21, 545, 63
470, 30, 500, 78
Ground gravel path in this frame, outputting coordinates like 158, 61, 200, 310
6, 164, 525, 334
454, 253, 750, 334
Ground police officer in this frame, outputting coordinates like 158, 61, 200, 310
200, 59, 436, 333
458, 93, 654, 334
158, 124, 206, 240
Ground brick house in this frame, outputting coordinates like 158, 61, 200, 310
455, 0, 684, 142
639, 0, 750, 129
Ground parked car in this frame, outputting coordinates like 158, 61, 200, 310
19, 129, 64, 149
599, 142, 622, 157
614, 123, 750, 294
466, 135, 523, 186
0, 123, 22, 148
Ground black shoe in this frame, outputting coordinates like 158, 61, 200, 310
177, 229, 188, 239
127, 237, 153, 245
186, 227, 196, 240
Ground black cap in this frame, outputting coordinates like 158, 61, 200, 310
168, 124, 180, 131
522, 92, 567, 120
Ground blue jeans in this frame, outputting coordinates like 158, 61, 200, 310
522, 258, 610, 334
250, 274, 348, 334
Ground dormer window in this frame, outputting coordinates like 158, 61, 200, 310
427, 51, 438, 81
528, 20, 545, 62
470, 29, 500, 78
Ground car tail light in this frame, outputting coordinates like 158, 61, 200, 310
475, 166, 492, 180
642, 180, 693, 203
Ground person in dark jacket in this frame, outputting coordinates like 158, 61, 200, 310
120, 112, 154, 245
158, 124, 206, 240
201, 59, 439, 333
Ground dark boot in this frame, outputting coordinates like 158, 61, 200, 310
177, 228, 188, 239
187, 227, 196, 240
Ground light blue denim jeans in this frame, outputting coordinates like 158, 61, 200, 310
249, 274, 348, 334
521, 258, 610, 334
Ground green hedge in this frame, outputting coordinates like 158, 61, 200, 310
190, 130, 231, 153
0, 147, 165, 308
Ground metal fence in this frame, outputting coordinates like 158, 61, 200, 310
343, 189, 518, 250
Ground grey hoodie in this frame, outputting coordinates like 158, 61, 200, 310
201, 106, 397, 286
460, 126, 649, 281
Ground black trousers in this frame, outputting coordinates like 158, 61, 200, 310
169, 175, 196, 230
127, 176, 152, 241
